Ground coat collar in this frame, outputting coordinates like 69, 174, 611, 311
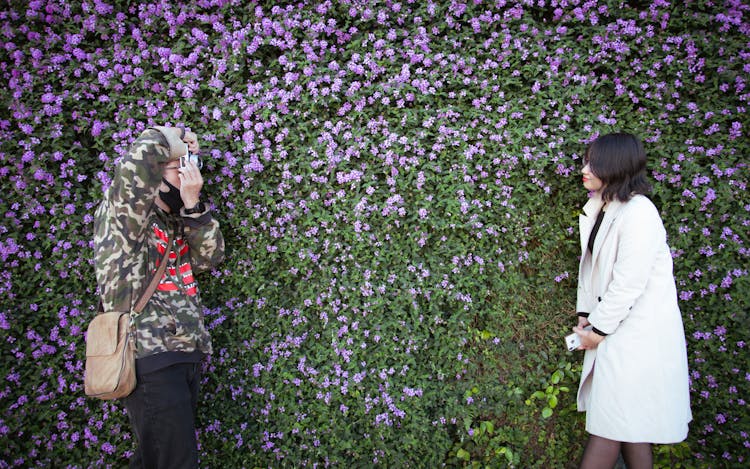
579, 193, 625, 264
579, 193, 603, 253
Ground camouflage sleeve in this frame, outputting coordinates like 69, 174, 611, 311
105, 128, 180, 233
184, 213, 225, 274
94, 127, 184, 312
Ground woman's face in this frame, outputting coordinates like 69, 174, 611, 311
581, 163, 604, 192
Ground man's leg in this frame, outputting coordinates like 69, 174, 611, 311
123, 363, 200, 469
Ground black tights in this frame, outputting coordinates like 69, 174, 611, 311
580, 435, 653, 469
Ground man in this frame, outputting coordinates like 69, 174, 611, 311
94, 126, 225, 468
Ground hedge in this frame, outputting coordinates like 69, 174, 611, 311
0, 0, 748, 467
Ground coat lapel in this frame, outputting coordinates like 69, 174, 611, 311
579, 194, 603, 256
590, 199, 624, 268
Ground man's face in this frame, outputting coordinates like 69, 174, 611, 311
161, 161, 181, 191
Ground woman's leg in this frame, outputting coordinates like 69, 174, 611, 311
621, 442, 653, 469
579, 435, 621, 469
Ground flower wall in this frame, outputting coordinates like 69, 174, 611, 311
0, 0, 748, 467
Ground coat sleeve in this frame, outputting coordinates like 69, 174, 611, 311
104, 129, 175, 232
587, 198, 666, 334
93, 127, 185, 312
183, 212, 226, 274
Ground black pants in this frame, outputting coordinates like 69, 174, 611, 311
123, 362, 201, 469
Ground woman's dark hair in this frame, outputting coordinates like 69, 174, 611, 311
584, 132, 652, 202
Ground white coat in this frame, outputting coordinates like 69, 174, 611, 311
576, 193, 692, 443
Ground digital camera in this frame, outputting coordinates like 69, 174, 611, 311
180, 152, 203, 170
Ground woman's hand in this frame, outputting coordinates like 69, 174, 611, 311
577, 316, 591, 329
572, 326, 605, 350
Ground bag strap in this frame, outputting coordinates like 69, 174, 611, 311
133, 233, 174, 314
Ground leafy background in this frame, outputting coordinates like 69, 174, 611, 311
1, 0, 748, 467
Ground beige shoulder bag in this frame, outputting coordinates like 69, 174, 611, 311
84, 239, 172, 400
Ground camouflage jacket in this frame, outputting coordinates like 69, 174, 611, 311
94, 127, 224, 370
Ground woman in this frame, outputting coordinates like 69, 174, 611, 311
572, 133, 692, 468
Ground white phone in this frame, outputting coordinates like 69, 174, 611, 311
565, 325, 592, 351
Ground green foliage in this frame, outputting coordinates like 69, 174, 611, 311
1, 0, 748, 467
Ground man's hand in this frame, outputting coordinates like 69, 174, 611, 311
182, 130, 199, 154
179, 161, 203, 209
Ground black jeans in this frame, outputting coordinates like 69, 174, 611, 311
123, 362, 201, 469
